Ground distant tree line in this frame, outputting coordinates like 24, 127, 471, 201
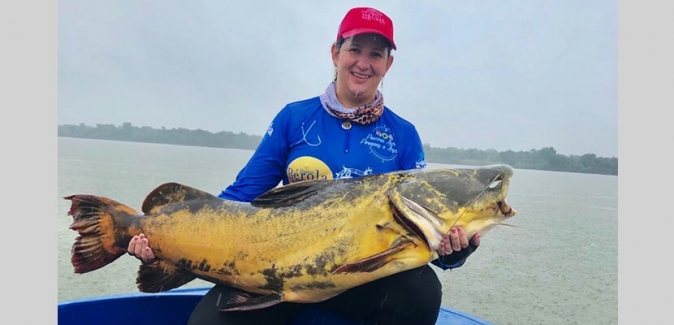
423, 145, 617, 176
58, 123, 618, 176
59, 122, 263, 150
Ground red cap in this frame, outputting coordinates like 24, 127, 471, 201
336, 7, 396, 50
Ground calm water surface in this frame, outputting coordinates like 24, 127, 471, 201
57, 137, 618, 325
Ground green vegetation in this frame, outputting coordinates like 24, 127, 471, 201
58, 123, 618, 176
424, 145, 617, 176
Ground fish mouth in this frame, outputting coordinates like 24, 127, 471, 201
498, 200, 516, 217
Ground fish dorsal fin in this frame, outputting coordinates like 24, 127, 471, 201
142, 182, 219, 214
250, 180, 335, 208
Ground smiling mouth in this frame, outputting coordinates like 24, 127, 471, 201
351, 71, 370, 79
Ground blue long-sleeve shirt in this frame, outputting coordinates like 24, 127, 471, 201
218, 96, 473, 270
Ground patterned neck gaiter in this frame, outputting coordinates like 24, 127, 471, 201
319, 82, 384, 125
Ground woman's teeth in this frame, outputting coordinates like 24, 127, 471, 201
351, 72, 369, 79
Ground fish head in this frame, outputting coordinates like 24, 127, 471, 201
388, 164, 517, 251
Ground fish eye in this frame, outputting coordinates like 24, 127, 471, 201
487, 175, 503, 190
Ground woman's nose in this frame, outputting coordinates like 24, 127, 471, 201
354, 56, 370, 70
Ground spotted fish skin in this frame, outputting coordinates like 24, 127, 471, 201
66, 164, 517, 311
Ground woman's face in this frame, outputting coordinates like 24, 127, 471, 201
332, 33, 394, 107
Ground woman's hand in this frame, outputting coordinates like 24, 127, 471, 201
437, 227, 480, 257
127, 233, 155, 263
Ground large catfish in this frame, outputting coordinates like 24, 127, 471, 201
66, 164, 517, 311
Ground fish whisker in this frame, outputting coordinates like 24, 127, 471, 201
496, 223, 531, 237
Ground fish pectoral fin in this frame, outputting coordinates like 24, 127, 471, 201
250, 180, 333, 208
141, 182, 220, 214
219, 289, 284, 311
332, 241, 412, 274
136, 260, 196, 293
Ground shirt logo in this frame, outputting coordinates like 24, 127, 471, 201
335, 166, 373, 179
286, 156, 333, 183
266, 122, 274, 137
416, 152, 427, 169
360, 126, 397, 161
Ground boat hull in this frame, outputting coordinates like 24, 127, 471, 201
57, 287, 493, 325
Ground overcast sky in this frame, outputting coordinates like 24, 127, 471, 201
57, 0, 617, 158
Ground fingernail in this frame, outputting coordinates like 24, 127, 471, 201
451, 228, 456, 233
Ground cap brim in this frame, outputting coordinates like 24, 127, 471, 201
341, 28, 397, 50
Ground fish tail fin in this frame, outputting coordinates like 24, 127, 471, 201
65, 194, 140, 274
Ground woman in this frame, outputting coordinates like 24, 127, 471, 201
128, 7, 480, 325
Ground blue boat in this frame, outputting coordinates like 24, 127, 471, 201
58, 286, 493, 325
